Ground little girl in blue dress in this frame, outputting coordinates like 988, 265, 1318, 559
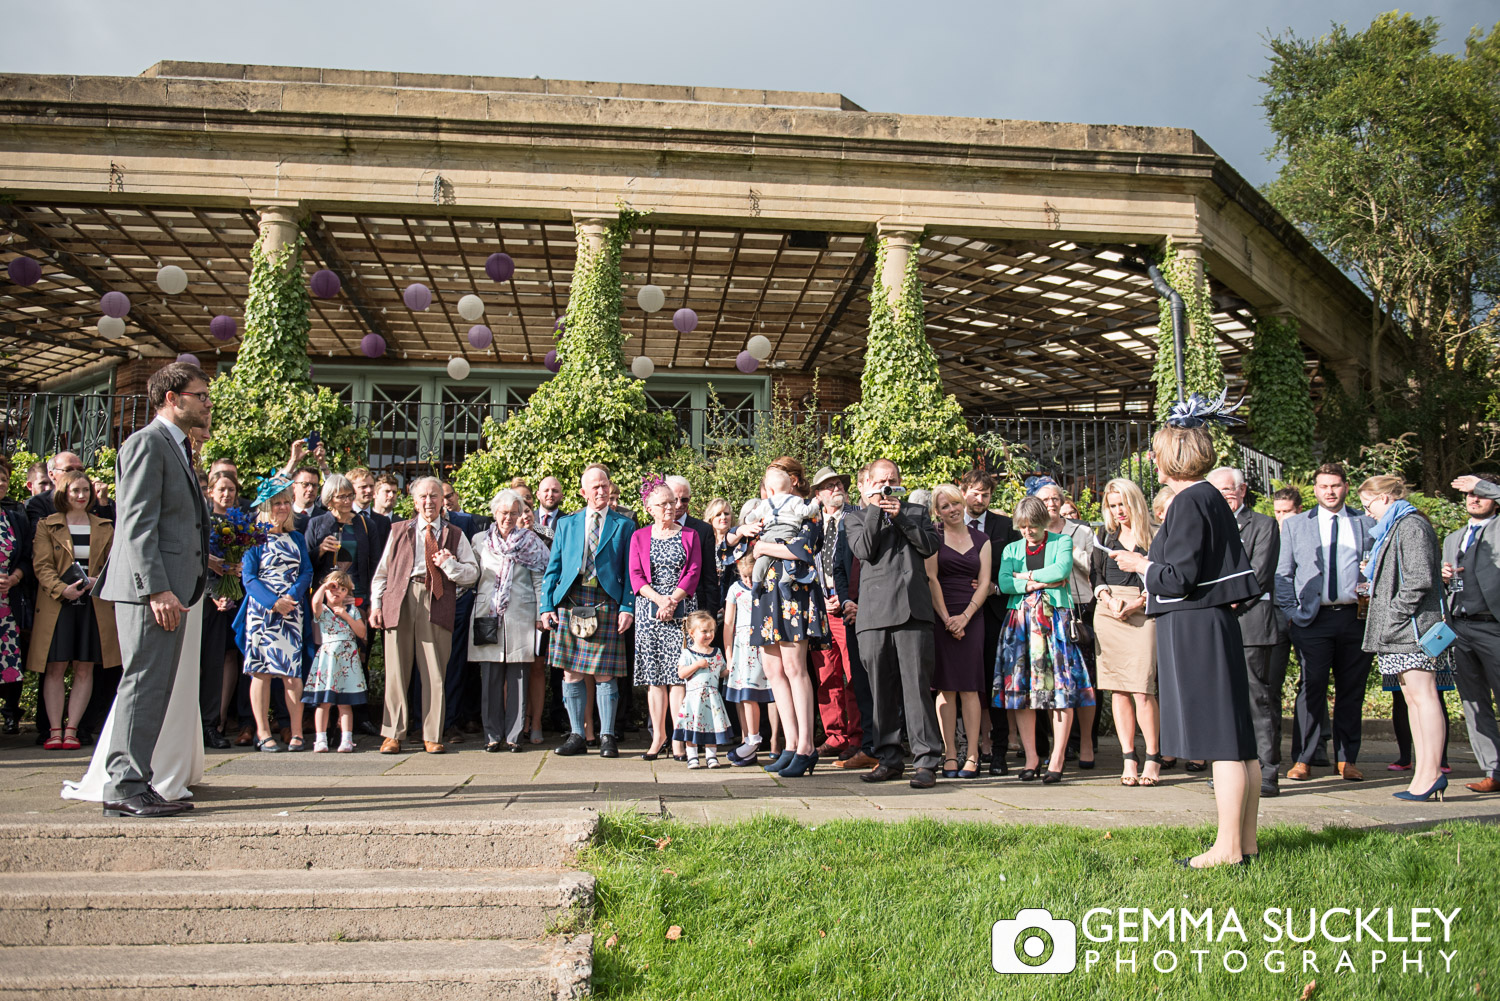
672, 610, 734, 769
723, 554, 776, 765
303, 570, 368, 753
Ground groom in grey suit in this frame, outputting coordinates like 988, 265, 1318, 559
97, 362, 212, 817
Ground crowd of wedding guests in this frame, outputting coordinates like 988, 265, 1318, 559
3, 436, 1498, 802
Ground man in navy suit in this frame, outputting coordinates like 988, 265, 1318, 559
539, 464, 635, 758
1275, 463, 1375, 781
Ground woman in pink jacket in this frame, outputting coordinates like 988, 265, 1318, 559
630, 481, 703, 760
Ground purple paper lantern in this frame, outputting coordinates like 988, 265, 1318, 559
735, 350, 759, 374
310, 269, 341, 298
467, 324, 493, 349
361, 333, 387, 358
209, 314, 237, 341
485, 253, 515, 282
402, 283, 431, 311
100, 291, 131, 318
175, 353, 201, 367
672, 308, 698, 334
7, 257, 41, 286
544, 349, 561, 374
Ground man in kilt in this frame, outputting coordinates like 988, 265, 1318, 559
539, 464, 635, 758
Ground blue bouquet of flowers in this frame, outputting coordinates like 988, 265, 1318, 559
209, 506, 267, 602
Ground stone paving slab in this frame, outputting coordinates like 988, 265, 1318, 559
3, 729, 1495, 832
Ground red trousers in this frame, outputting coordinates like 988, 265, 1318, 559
813, 613, 862, 750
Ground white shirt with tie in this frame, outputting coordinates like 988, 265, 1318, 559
368, 515, 478, 612
1316, 505, 1362, 605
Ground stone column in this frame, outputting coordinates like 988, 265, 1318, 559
256, 205, 300, 266
1173, 238, 1206, 291
571, 212, 617, 255
876, 226, 920, 308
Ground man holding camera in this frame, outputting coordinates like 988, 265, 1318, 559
843, 459, 943, 788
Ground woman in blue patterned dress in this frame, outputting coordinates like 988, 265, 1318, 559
234, 475, 313, 752
717, 457, 829, 778
996, 495, 1095, 783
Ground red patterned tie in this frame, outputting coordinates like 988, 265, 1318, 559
425, 524, 444, 600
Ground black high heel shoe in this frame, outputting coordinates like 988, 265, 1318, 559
762, 749, 795, 773
1018, 768, 1039, 782
941, 756, 960, 779
1042, 770, 1063, 784
777, 752, 818, 777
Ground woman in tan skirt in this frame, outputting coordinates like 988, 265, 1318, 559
1091, 478, 1161, 786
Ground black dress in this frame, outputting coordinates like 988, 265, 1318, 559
47, 526, 103, 664
932, 527, 988, 692
1145, 481, 1260, 761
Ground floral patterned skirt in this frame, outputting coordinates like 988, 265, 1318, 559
749, 565, 829, 650
996, 600, 1095, 710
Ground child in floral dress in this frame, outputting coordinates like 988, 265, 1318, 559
672, 611, 734, 769
304, 570, 368, 753
723, 555, 776, 765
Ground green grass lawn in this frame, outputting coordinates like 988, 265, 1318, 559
581, 813, 1499, 1000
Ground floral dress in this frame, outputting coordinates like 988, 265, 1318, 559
723, 579, 771, 703
302, 606, 367, 705
241, 534, 307, 679
671, 646, 734, 746
633, 534, 697, 687
0, 516, 21, 684
719, 518, 829, 649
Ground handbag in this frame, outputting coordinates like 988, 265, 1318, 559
473, 615, 500, 646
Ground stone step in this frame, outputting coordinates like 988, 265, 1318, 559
0, 868, 593, 946
0, 816, 596, 872
0, 936, 593, 999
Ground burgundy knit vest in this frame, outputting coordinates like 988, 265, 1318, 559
382, 520, 461, 631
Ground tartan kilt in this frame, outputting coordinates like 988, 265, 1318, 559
549, 582, 629, 678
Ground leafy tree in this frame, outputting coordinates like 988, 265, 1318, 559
1261, 13, 1500, 489
1243, 315, 1316, 473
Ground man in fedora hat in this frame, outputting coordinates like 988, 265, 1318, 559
809, 466, 869, 762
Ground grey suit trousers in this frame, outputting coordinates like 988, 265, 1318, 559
479, 661, 528, 746
858, 621, 942, 771
103, 600, 192, 801
1244, 640, 1291, 770
1452, 618, 1500, 779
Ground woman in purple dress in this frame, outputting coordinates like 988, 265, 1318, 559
926, 484, 991, 778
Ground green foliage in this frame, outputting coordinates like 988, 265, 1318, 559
85, 446, 116, 489
1408, 491, 1468, 538
830, 234, 976, 488
1261, 13, 1500, 489
8, 449, 39, 500
1148, 241, 1236, 463
202, 228, 365, 493
470, 211, 677, 513
1072, 485, 1101, 523
1243, 315, 1315, 473
1315, 378, 1372, 467
975, 432, 1033, 513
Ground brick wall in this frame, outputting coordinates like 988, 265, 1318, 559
771, 370, 859, 412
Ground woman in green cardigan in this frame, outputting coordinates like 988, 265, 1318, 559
995, 496, 1096, 783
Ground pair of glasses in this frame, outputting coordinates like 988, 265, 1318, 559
176, 390, 212, 404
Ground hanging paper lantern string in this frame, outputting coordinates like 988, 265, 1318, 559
736, 350, 760, 374
457, 294, 485, 322
156, 266, 188, 295
403, 283, 431, 311
485, 253, 515, 282
100, 291, 131, 318
631, 356, 655, 379
97, 316, 125, 340
746, 334, 772, 361
467, 324, 493, 349
7, 257, 41, 286
636, 285, 665, 313
176, 353, 201, 367
447, 356, 471, 381
672, 308, 698, 334
210, 314, 237, 341
544, 349, 561, 374
361, 333, 387, 358
310, 269, 342, 299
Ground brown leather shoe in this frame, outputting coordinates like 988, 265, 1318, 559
815, 741, 845, 758
1286, 762, 1312, 781
1466, 777, 1500, 794
380, 738, 402, 754
444, 730, 466, 745
837, 751, 878, 770
424, 741, 445, 754
235, 727, 255, 747
1336, 762, 1363, 781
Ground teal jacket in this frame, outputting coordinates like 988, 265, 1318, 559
996, 533, 1075, 611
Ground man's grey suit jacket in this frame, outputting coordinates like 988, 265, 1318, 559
1274, 506, 1374, 629
97, 420, 208, 606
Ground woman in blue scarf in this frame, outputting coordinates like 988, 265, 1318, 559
1358, 475, 1453, 803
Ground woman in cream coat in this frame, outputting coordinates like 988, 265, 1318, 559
470, 489, 550, 751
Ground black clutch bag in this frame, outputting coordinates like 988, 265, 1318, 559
59, 561, 91, 604
473, 616, 500, 645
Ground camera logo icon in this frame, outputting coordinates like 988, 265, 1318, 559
992, 908, 1077, 974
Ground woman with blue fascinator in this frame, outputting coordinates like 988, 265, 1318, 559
1110, 392, 1263, 868
233, 471, 314, 752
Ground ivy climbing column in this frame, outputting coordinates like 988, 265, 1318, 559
830, 225, 975, 486
1243, 311, 1316, 473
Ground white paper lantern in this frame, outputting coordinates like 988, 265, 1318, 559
457, 294, 485, 322
447, 356, 471, 381
155, 265, 188, 295
636, 284, 665, 313
746, 334, 772, 360
630, 355, 655, 379
97, 315, 125, 339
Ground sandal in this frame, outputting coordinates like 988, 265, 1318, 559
529, 728, 543, 745
1120, 750, 1139, 786
43, 727, 64, 750
1139, 752, 1164, 787
61, 725, 81, 750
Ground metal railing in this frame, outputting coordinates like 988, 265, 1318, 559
0, 392, 1282, 498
